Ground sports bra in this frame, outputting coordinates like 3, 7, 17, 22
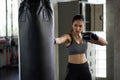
66, 33, 88, 55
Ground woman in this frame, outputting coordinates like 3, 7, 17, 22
55, 14, 108, 80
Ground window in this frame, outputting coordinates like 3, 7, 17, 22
0, 0, 6, 36
0, 0, 18, 37
88, 0, 105, 3
89, 0, 107, 78
95, 32, 106, 77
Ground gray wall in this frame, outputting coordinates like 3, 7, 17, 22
106, 0, 120, 80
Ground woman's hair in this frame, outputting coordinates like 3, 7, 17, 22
72, 14, 84, 24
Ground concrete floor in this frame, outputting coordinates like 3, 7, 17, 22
0, 65, 19, 80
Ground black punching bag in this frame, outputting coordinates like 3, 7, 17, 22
18, 0, 55, 80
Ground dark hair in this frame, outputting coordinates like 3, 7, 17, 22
72, 14, 84, 24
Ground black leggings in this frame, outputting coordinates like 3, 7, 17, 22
65, 62, 92, 80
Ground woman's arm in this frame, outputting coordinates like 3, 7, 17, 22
55, 34, 69, 45
88, 37, 108, 46
82, 32, 108, 46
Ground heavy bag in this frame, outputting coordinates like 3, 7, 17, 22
18, 0, 55, 80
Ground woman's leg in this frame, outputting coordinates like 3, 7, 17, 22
78, 62, 92, 80
65, 63, 80, 80
65, 71, 79, 80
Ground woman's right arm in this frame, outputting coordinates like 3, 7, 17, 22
55, 34, 69, 45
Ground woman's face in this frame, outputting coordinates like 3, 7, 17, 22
72, 19, 85, 34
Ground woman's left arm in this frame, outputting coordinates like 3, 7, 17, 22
88, 37, 108, 46
82, 32, 108, 46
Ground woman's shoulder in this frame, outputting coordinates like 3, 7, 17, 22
66, 33, 72, 38
61, 33, 71, 37
60, 33, 72, 41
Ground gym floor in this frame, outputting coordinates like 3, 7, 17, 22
0, 65, 19, 80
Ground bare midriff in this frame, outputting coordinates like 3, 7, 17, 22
68, 53, 87, 64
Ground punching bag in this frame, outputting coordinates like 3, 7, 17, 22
18, 0, 55, 80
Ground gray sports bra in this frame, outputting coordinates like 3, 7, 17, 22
66, 33, 88, 55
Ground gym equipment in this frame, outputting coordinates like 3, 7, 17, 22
18, 0, 55, 80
